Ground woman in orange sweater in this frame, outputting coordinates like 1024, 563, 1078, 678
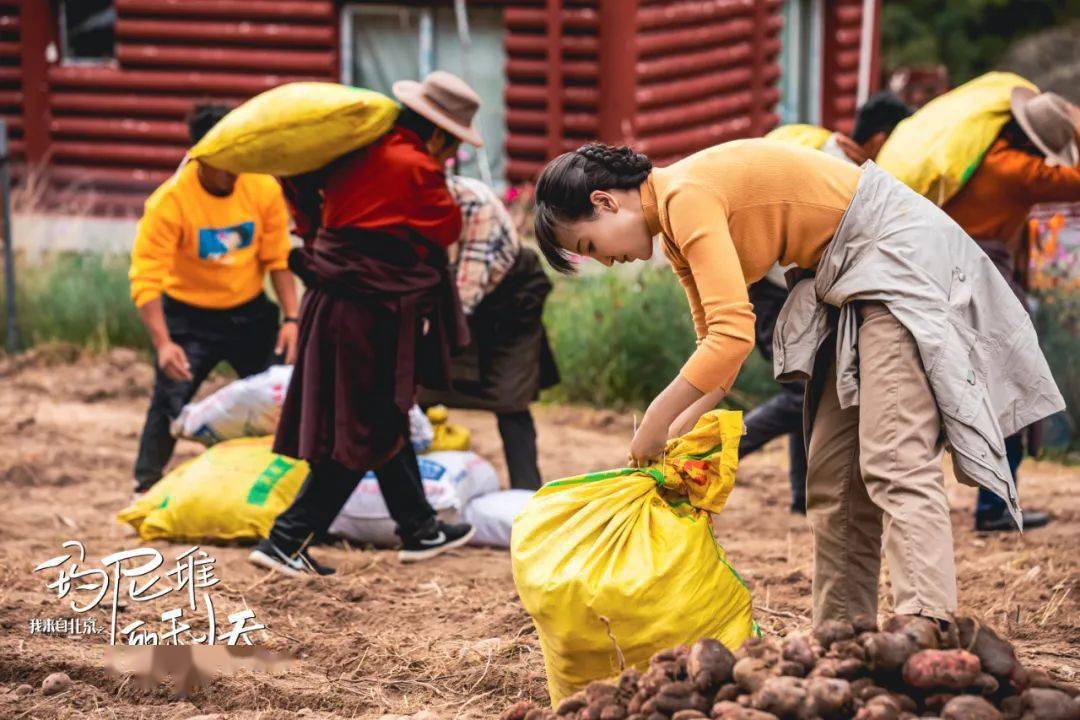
532, 139, 1064, 626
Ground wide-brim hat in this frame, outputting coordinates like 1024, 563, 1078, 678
1011, 86, 1080, 167
393, 70, 484, 147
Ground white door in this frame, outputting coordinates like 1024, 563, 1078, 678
341, 4, 507, 185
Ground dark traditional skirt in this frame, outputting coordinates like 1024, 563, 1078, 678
419, 247, 560, 414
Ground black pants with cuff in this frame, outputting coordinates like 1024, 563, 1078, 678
268, 441, 435, 554
497, 410, 542, 491
133, 293, 279, 492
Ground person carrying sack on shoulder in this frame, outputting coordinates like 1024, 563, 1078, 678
530, 138, 1064, 627
250, 72, 484, 577
129, 103, 299, 498
942, 89, 1080, 532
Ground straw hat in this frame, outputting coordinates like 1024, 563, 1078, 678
1010, 87, 1080, 167
393, 71, 484, 147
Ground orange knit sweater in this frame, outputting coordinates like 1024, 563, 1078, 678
640, 139, 861, 392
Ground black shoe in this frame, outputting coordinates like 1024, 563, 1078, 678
975, 510, 1051, 533
398, 520, 476, 563
249, 538, 336, 576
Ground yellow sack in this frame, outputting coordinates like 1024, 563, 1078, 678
189, 82, 400, 176
511, 410, 756, 703
117, 437, 309, 543
765, 123, 833, 150
426, 405, 472, 451
876, 72, 1037, 206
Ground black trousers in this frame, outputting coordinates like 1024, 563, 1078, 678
742, 278, 808, 512
497, 410, 542, 491
268, 440, 436, 553
739, 382, 807, 512
133, 293, 279, 492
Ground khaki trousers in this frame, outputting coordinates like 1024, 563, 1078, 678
807, 302, 957, 624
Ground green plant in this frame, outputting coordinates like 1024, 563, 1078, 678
541, 267, 776, 411
1033, 288, 1079, 455
0, 253, 149, 352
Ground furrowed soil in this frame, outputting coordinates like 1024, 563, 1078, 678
0, 347, 1076, 719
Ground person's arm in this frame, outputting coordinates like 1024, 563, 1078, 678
260, 183, 300, 363
1006, 148, 1080, 205
130, 196, 192, 381
629, 183, 755, 465
270, 270, 299, 363
137, 298, 191, 381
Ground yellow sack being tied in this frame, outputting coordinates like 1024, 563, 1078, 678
117, 437, 308, 543
765, 123, 833, 150
189, 82, 400, 176
876, 71, 1038, 206
511, 410, 756, 704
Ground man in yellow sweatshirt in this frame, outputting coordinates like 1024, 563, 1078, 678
129, 103, 299, 494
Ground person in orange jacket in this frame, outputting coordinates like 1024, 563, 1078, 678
943, 88, 1080, 532
129, 103, 298, 496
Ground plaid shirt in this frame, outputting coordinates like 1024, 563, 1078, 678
446, 175, 521, 315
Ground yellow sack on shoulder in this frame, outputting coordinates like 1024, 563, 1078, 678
117, 437, 308, 543
189, 82, 400, 176
876, 72, 1037, 206
765, 123, 832, 150
511, 410, 756, 704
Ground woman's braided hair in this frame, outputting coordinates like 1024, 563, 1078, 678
534, 143, 653, 274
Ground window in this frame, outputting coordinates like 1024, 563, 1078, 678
59, 0, 116, 63
777, 0, 823, 125
341, 4, 507, 185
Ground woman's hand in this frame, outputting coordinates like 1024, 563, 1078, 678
629, 416, 668, 467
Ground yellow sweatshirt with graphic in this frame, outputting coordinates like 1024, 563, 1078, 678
129, 161, 291, 309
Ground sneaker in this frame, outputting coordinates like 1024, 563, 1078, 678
249, 538, 336, 576
398, 520, 475, 563
975, 510, 1051, 533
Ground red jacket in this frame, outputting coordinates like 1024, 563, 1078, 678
284, 127, 462, 251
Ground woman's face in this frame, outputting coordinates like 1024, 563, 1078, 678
554, 190, 654, 268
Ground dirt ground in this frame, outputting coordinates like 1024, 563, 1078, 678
0, 346, 1076, 720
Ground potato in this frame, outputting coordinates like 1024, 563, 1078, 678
740, 638, 783, 661
883, 616, 940, 651
672, 712, 709, 720
734, 658, 773, 694
587, 682, 619, 704
971, 673, 1001, 697
856, 686, 889, 702
956, 618, 1023, 683
941, 695, 1003, 720
716, 685, 741, 702
619, 668, 642, 697
601, 706, 628, 720
1019, 688, 1080, 720
924, 694, 959, 713
500, 701, 536, 720
837, 658, 868, 679
830, 641, 868, 662
803, 677, 855, 720
711, 702, 781, 720
863, 633, 919, 675
752, 676, 807, 719
782, 634, 818, 671
525, 709, 556, 720
556, 693, 588, 715
854, 695, 901, 720
815, 621, 857, 649
689, 639, 737, 692
809, 659, 840, 679
902, 650, 982, 689
41, 672, 71, 696
778, 662, 807, 678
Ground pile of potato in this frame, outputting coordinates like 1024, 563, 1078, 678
501, 615, 1079, 720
